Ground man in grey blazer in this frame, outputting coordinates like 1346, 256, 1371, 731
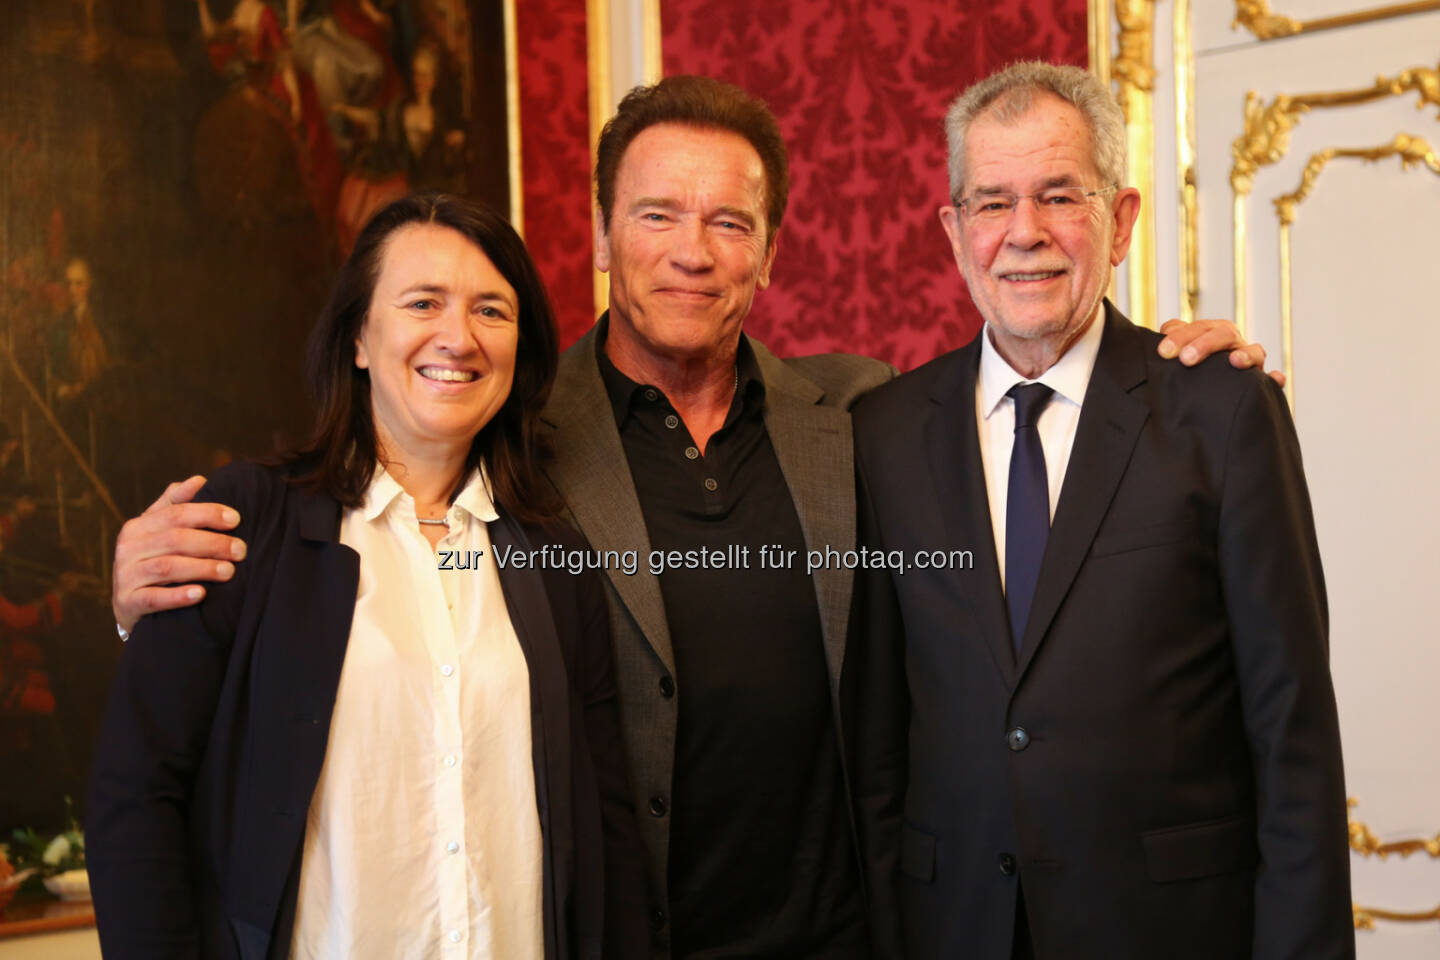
109, 74, 1270, 959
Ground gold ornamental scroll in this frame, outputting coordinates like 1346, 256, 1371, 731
1229, 60, 1440, 334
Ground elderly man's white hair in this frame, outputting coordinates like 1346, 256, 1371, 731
944, 61, 1127, 200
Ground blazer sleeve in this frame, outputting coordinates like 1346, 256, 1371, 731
86, 466, 262, 960
846, 440, 909, 960
1218, 375, 1353, 958
572, 560, 649, 957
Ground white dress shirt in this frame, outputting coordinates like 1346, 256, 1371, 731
290, 468, 543, 960
975, 311, 1105, 590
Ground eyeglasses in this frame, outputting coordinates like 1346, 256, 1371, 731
954, 185, 1118, 225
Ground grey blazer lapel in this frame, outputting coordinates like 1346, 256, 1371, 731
751, 338, 855, 695
542, 327, 676, 675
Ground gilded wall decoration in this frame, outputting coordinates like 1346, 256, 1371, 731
1234, 0, 1440, 41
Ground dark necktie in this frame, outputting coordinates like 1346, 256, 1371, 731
1005, 383, 1054, 654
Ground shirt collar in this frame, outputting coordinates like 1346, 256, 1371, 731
359, 464, 500, 524
978, 305, 1106, 420
594, 312, 766, 426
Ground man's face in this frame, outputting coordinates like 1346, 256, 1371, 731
939, 93, 1139, 357
596, 123, 777, 365
66, 263, 91, 308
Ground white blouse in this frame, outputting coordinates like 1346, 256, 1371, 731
290, 467, 543, 960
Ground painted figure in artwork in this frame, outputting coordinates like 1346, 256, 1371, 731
51, 258, 111, 403
195, 0, 342, 224
333, 43, 467, 254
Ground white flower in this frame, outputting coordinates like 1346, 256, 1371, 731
41, 835, 70, 866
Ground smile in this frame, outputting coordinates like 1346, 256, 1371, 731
418, 366, 478, 383
1000, 271, 1065, 283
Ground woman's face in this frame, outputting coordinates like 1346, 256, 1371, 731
412, 56, 437, 99
355, 223, 519, 466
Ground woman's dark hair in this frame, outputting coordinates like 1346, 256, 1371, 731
294, 192, 559, 523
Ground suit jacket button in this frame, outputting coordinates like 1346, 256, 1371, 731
1006, 726, 1030, 751
999, 853, 1017, 876
650, 908, 667, 931
659, 676, 675, 699
649, 794, 668, 817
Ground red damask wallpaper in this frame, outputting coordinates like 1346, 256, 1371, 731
661, 0, 1088, 368
516, 0, 595, 347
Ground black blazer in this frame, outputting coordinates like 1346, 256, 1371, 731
88, 461, 646, 960
850, 304, 1352, 959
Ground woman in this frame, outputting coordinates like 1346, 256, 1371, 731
88, 194, 645, 959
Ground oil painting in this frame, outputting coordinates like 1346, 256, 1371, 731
0, 0, 510, 918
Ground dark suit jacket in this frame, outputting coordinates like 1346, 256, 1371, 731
88, 461, 646, 960
851, 304, 1352, 959
539, 319, 893, 957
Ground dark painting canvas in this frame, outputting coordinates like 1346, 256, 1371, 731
0, 0, 509, 850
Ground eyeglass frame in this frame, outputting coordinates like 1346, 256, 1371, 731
950, 184, 1121, 225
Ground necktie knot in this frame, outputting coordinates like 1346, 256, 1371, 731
1007, 383, 1054, 430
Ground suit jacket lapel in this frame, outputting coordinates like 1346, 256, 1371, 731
488, 512, 570, 960
542, 325, 675, 675
751, 338, 853, 695
925, 339, 1017, 690
1015, 304, 1150, 680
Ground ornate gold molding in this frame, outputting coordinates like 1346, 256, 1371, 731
587, 0, 613, 318
1113, 0, 1158, 329
503, 0, 522, 234
1234, 0, 1440, 41
642, 0, 662, 85
1347, 797, 1440, 860
1353, 903, 1440, 929
1272, 134, 1440, 408
1088, 0, 1113, 87
1174, 0, 1198, 323
1229, 61, 1440, 332
1346, 798, 1440, 928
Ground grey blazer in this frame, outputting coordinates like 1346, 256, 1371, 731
539, 320, 893, 955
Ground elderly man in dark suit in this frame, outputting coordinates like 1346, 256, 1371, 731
852, 61, 1353, 960
107, 74, 1273, 959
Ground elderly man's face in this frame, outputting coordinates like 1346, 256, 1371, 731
940, 93, 1139, 358
596, 123, 777, 364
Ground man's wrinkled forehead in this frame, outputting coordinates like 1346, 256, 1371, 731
613, 123, 770, 224
961, 96, 1097, 195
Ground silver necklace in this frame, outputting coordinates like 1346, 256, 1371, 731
417, 515, 449, 526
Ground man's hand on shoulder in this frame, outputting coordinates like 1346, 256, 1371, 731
1157, 318, 1286, 388
112, 475, 248, 633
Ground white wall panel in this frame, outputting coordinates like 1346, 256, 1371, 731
1125, 2, 1440, 951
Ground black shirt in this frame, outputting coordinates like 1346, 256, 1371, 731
598, 339, 865, 959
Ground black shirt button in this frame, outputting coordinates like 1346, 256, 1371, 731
659, 676, 675, 698
999, 853, 1017, 876
704, 477, 718, 491
685, 446, 700, 460
644, 388, 658, 402
664, 414, 679, 429
1006, 726, 1030, 751
648, 795, 667, 817
650, 908, 667, 932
